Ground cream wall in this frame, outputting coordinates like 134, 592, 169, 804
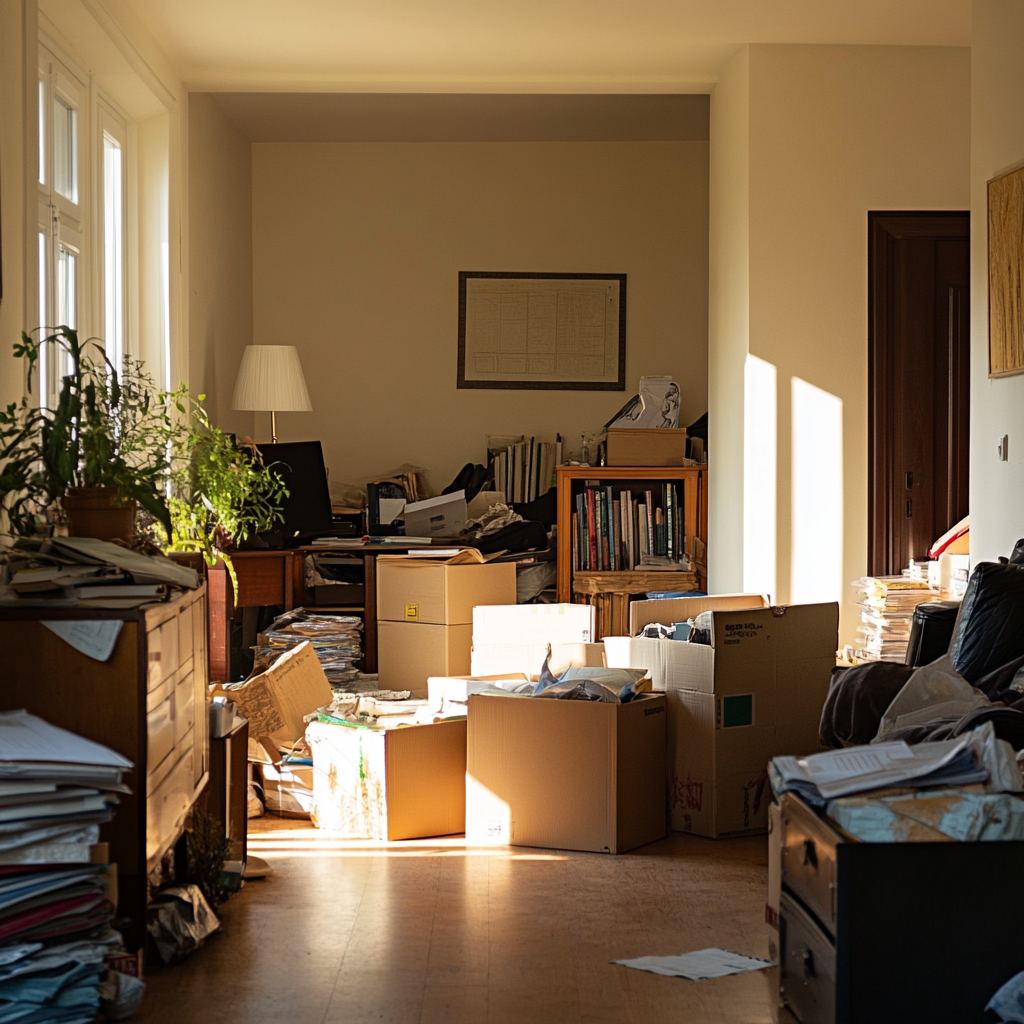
970, 1, 1024, 564
187, 93, 253, 434
250, 140, 709, 494
709, 44, 971, 644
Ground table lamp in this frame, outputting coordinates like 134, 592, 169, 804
231, 345, 312, 443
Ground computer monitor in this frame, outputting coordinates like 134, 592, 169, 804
255, 441, 333, 538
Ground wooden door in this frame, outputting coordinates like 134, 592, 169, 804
868, 212, 970, 576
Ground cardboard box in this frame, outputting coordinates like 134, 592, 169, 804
402, 490, 468, 538
628, 592, 770, 636
606, 427, 689, 467
608, 600, 837, 839
224, 642, 333, 750
261, 763, 315, 818
377, 620, 473, 696
307, 719, 467, 840
427, 673, 531, 712
377, 556, 515, 625
466, 692, 667, 854
471, 603, 596, 676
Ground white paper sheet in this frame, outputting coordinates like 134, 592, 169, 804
612, 948, 773, 980
42, 620, 123, 662
0, 711, 132, 769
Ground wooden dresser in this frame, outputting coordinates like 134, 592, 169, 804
0, 585, 209, 952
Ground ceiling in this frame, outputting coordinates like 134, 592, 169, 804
126, 0, 971, 93
211, 93, 709, 142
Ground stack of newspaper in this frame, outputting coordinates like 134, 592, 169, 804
852, 573, 934, 662
0, 711, 136, 1022
255, 608, 363, 689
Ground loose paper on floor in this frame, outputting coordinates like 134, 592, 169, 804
611, 948, 774, 980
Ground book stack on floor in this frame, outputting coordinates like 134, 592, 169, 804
491, 436, 562, 503
852, 572, 935, 662
0, 710, 137, 1023
572, 482, 688, 572
254, 608, 364, 690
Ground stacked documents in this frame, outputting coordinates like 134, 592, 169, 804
1, 536, 198, 609
852, 574, 934, 662
255, 608, 363, 688
0, 711, 135, 1021
770, 735, 988, 807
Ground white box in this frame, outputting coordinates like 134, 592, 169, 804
402, 490, 467, 538
471, 604, 596, 675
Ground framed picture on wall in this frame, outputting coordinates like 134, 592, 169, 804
988, 164, 1024, 378
457, 271, 626, 390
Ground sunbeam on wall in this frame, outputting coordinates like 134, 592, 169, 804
791, 377, 843, 605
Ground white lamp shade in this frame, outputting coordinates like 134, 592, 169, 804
231, 345, 312, 412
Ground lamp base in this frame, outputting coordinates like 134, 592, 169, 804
271, 410, 278, 444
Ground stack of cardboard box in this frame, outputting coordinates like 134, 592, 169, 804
376, 553, 516, 695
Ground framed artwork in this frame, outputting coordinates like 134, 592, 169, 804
988, 164, 1024, 377
457, 271, 626, 390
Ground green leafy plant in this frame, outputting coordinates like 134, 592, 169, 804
0, 327, 174, 537
186, 810, 235, 909
158, 389, 288, 590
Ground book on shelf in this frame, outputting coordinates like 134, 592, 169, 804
572, 481, 689, 573
489, 435, 563, 504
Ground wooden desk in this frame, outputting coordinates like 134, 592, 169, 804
207, 543, 461, 682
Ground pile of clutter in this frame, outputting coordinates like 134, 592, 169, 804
254, 607, 364, 691
0, 711, 144, 1022
850, 568, 934, 663
813, 547, 1024, 842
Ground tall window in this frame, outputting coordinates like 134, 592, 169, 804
38, 45, 84, 407
38, 42, 132, 407
101, 115, 127, 373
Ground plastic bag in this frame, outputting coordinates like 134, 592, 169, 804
534, 654, 648, 703
987, 969, 1024, 1021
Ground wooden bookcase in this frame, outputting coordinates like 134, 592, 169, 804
555, 465, 708, 635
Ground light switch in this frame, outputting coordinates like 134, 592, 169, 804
998, 435, 1009, 461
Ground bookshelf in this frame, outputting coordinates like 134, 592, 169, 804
555, 465, 708, 630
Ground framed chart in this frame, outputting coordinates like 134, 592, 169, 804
989, 164, 1024, 378
457, 271, 626, 390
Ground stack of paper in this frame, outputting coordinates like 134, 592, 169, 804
1, 536, 198, 609
770, 736, 987, 807
852, 574, 935, 662
254, 608, 364, 689
0, 711, 134, 1021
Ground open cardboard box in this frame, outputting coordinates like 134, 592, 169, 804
465, 691, 667, 854
606, 597, 838, 838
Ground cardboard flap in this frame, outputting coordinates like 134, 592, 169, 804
228, 642, 333, 751
629, 593, 770, 635
377, 548, 500, 565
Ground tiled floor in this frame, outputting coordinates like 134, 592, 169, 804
139, 816, 793, 1023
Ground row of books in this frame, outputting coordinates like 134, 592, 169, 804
489, 436, 562, 504
572, 483, 688, 572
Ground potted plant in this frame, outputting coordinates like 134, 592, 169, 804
158, 388, 288, 597
0, 327, 174, 541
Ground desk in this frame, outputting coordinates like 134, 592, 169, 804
207, 543, 464, 682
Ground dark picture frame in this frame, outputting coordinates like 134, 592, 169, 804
457, 271, 627, 391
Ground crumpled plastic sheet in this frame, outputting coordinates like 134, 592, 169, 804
146, 884, 220, 964
98, 969, 146, 1020
987, 969, 1024, 1022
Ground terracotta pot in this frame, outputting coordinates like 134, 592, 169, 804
63, 487, 136, 543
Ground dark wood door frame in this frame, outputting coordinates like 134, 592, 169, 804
868, 211, 970, 577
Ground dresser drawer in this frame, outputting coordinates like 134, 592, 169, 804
147, 616, 179, 690
147, 694, 176, 775
146, 744, 193, 863
780, 890, 836, 1024
781, 792, 841, 934
174, 671, 195, 746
